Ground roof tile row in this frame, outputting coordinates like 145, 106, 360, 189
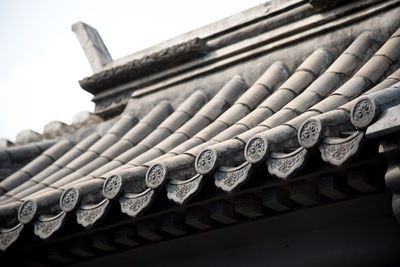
1, 26, 400, 253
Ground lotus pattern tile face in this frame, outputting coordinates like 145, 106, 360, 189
299, 120, 321, 148
146, 164, 165, 188
19, 200, 36, 224
246, 137, 267, 163
196, 150, 216, 173
352, 99, 374, 128
61, 188, 79, 212
104, 175, 122, 199
34, 212, 66, 239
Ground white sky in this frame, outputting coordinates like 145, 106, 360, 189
0, 0, 266, 142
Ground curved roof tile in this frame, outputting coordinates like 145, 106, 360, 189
1, 24, 400, 256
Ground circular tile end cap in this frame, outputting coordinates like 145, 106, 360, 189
60, 187, 80, 212
103, 175, 123, 199
244, 134, 270, 164
195, 147, 219, 175
298, 118, 323, 149
146, 163, 168, 189
350, 97, 376, 129
18, 200, 38, 224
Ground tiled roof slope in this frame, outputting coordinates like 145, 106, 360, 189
1, 26, 400, 256
1, 5, 400, 265
84, 0, 400, 119
0, 111, 109, 181
0, 140, 57, 182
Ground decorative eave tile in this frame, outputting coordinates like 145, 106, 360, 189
76, 199, 110, 228
319, 131, 364, 166
214, 162, 252, 192
166, 174, 203, 204
34, 212, 66, 239
267, 147, 308, 179
0, 223, 23, 251
119, 189, 154, 217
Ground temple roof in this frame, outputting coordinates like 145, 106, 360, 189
1, 0, 400, 265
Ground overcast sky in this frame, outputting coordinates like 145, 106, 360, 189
0, 0, 266, 142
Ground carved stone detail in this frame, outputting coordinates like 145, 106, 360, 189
298, 118, 322, 149
103, 175, 122, 199
146, 164, 166, 189
245, 135, 268, 164
214, 162, 252, 192
60, 187, 80, 212
119, 189, 154, 217
319, 131, 364, 166
76, 199, 110, 228
267, 147, 308, 179
0, 224, 23, 251
33, 212, 66, 239
18, 200, 37, 224
351, 98, 376, 129
166, 174, 203, 204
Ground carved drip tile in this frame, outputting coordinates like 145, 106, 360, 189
166, 174, 203, 205
0, 223, 23, 251
34, 212, 66, 239
267, 147, 308, 179
119, 189, 154, 217
319, 131, 364, 166
76, 199, 110, 228
214, 162, 252, 192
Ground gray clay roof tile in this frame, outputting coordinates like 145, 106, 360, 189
2, 18, 400, 256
